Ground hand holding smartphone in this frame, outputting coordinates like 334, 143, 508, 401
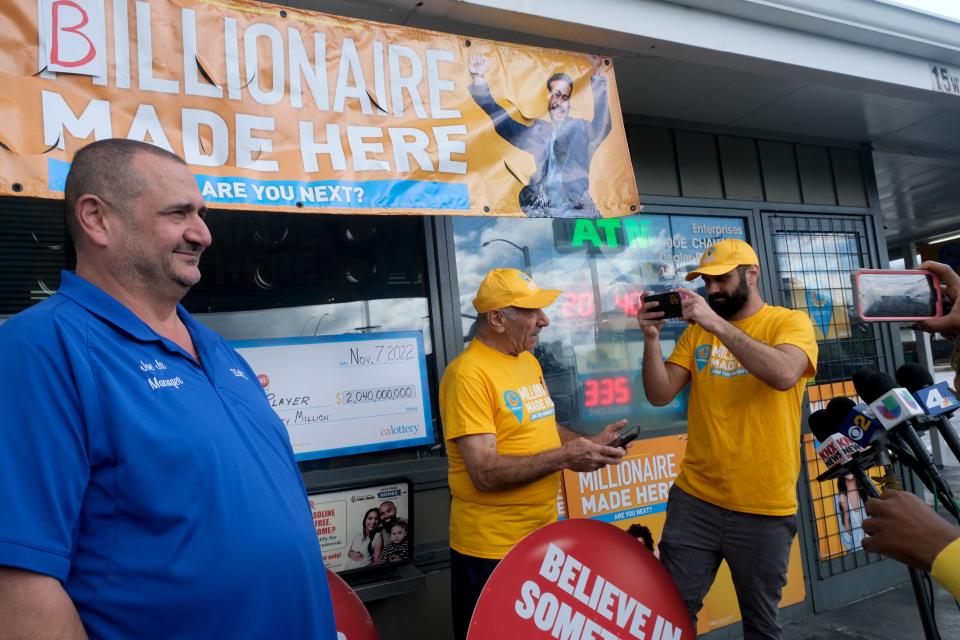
852, 269, 942, 321
643, 291, 684, 320
610, 425, 641, 449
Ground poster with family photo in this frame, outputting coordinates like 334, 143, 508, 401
308, 481, 412, 575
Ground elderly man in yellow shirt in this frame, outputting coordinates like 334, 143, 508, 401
440, 268, 628, 640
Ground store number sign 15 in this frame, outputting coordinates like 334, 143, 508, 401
932, 64, 960, 96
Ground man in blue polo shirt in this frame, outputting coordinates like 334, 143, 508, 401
0, 139, 337, 638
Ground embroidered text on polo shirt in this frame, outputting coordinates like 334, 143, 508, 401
138, 358, 186, 390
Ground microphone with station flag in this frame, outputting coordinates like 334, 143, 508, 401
896, 362, 960, 463
853, 369, 960, 522
825, 395, 924, 474
809, 406, 881, 498
826, 396, 881, 447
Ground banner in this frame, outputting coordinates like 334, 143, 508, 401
232, 331, 434, 460
0, 0, 639, 217
562, 434, 806, 635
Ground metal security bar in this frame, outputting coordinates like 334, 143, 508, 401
767, 214, 888, 578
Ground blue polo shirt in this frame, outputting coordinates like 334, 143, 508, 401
0, 272, 336, 638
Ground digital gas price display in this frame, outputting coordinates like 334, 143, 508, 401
578, 373, 638, 422
582, 375, 631, 408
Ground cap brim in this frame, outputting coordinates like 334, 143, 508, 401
513, 288, 562, 309
684, 264, 738, 281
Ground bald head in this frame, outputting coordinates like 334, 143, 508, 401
64, 139, 187, 244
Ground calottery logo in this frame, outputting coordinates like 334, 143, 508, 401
503, 389, 525, 422
694, 344, 711, 371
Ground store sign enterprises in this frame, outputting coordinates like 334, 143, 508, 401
0, 0, 639, 217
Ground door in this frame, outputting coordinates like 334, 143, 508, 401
760, 211, 906, 612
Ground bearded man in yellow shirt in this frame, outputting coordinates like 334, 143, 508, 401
441, 268, 627, 640
638, 239, 818, 640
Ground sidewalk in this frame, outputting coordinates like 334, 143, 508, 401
783, 581, 960, 639
783, 403, 960, 639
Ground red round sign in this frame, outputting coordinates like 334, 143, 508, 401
326, 569, 380, 640
468, 519, 693, 640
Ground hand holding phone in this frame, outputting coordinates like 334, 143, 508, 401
643, 291, 684, 320
852, 269, 942, 322
915, 261, 960, 335
610, 425, 641, 449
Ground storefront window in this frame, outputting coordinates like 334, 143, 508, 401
0, 199, 72, 322
452, 213, 748, 435
186, 212, 431, 348
181, 212, 439, 468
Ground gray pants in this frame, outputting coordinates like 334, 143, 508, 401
659, 485, 797, 640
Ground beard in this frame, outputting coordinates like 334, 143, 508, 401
708, 276, 750, 319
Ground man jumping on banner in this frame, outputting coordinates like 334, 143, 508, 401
468, 54, 612, 218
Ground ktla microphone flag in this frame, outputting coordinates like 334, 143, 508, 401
468, 519, 693, 640
0, 0, 640, 218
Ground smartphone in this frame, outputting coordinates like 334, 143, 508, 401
610, 425, 641, 449
643, 291, 684, 319
851, 269, 942, 321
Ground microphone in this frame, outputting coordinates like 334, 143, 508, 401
809, 407, 881, 497
825, 395, 923, 476
897, 363, 960, 416
896, 363, 960, 462
825, 396, 881, 447
852, 367, 877, 398
859, 372, 925, 429
853, 369, 959, 520
809, 409, 860, 464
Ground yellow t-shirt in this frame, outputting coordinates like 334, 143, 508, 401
440, 339, 561, 559
932, 537, 960, 600
667, 304, 818, 515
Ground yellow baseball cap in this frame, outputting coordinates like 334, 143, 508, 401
473, 268, 561, 312
684, 238, 759, 281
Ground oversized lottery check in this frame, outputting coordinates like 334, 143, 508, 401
233, 331, 433, 460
